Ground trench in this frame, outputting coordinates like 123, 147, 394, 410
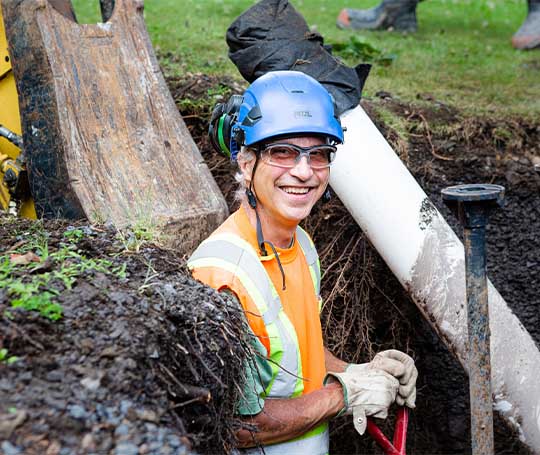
174, 73, 539, 454
1, 72, 538, 455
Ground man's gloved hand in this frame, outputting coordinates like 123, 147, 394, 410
325, 368, 399, 435
348, 349, 417, 408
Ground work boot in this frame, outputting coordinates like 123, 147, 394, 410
337, 0, 420, 32
512, 0, 540, 50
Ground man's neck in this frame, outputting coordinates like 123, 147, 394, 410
241, 201, 296, 250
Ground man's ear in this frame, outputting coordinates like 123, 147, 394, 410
239, 157, 255, 186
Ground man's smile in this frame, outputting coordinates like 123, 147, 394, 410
279, 186, 313, 195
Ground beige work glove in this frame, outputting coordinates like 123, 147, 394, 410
348, 349, 418, 408
325, 368, 399, 435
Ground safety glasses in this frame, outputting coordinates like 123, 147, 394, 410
259, 143, 337, 169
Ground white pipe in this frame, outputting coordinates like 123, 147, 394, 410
332, 105, 540, 451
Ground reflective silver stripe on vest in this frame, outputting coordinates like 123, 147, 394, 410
188, 236, 299, 397
189, 239, 275, 316
296, 227, 320, 295
238, 425, 329, 455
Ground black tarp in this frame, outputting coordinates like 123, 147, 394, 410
226, 0, 371, 115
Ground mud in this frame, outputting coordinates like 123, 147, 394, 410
0, 217, 251, 454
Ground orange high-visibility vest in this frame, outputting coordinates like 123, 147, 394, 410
188, 206, 329, 454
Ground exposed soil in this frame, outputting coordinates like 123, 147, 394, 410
0, 218, 251, 455
1, 72, 538, 455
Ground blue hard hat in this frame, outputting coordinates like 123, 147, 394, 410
230, 71, 344, 159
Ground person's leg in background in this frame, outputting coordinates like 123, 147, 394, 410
512, 0, 540, 49
336, 0, 420, 32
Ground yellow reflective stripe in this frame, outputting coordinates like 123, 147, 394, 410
264, 320, 283, 397
204, 232, 254, 248
187, 258, 269, 314
277, 310, 304, 398
263, 273, 282, 396
264, 284, 296, 397
292, 422, 329, 442
188, 257, 284, 398
308, 265, 318, 292
263, 283, 278, 394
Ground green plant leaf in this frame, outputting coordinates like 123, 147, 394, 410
331, 36, 396, 67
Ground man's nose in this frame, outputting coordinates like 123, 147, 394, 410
290, 155, 314, 179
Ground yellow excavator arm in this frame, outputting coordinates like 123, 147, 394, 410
0, 5, 36, 218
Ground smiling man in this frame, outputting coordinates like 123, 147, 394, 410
188, 71, 417, 454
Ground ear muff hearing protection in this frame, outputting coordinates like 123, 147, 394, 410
208, 94, 243, 158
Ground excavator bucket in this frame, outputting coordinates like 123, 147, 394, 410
1, 0, 228, 253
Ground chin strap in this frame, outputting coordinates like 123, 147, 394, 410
246, 155, 287, 290
323, 187, 332, 203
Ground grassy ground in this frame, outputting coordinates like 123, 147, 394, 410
71, 0, 540, 117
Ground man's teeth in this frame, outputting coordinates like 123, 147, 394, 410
282, 187, 310, 194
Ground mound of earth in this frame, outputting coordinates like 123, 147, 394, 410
0, 217, 250, 455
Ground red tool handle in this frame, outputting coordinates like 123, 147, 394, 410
366, 407, 409, 455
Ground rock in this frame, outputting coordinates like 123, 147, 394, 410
167, 435, 182, 448
100, 346, 120, 358
114, 423, 130, 437
0, 410, 27, 439
67, 405, 88, 420
109, 291, 135, 306
45, 440, 61, 455
115, 356, 137, 370
81, 433, 96, 450
119, 400, 133, 415
109, 320, 127, 339
80, 376, 101, 391
46, 370, 64, 382
0, 378, 11, 390
43, 396, 67, 410
114, 442, 139, 455
76, 282, 101, 303
1, 441, 22, 455
136, 409, 159, 423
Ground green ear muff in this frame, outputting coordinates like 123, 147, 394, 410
217, 115, 230, 156
208, 95, 244, 158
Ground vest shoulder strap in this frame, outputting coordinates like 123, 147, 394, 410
296, 226, 321, 296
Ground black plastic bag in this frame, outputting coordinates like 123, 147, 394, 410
226, 0, 371, 115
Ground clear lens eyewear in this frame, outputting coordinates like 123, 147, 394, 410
260, 143, 337, 169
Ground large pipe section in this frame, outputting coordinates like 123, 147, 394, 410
331, 105, 540, 452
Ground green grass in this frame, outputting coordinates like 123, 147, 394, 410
1, 227, 126, 321
71, 0, 540, 117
